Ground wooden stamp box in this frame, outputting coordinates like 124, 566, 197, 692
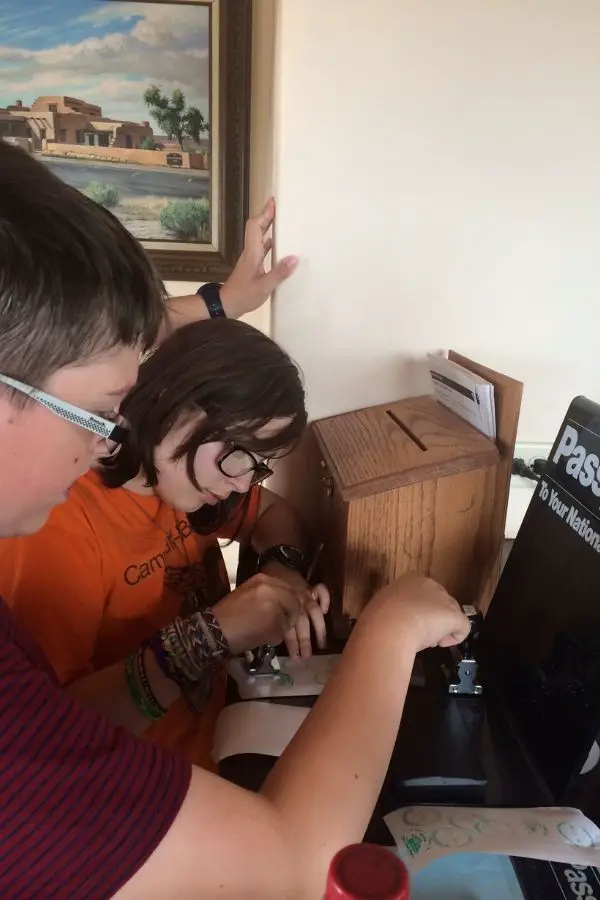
311, 354, 522, 633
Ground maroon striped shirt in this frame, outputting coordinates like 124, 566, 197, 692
0, 596, 191, 899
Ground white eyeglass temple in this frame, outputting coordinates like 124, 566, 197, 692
0, 373, 114, 439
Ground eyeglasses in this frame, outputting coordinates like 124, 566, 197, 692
217, 445, 273, 486
0, 373, 129, 456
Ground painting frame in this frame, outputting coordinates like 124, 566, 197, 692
0, 0, 252, 280
146, 0, 252, 281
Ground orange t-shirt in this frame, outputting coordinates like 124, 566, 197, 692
0, 469, 260, 769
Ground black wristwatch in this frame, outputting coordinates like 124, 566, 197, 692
256, 544, 309, 578
196, 282, 226, 318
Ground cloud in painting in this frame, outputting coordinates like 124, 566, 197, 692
0, 1, 210, 126
74, 2, 149, 27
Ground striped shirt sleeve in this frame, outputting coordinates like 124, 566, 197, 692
0, 602, 191, 900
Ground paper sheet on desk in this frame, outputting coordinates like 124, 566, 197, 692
227, 654, 341, 700
213, 702, 309, 762
385, 805, 600, 873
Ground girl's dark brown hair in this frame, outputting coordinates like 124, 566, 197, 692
100, 318, 306, 531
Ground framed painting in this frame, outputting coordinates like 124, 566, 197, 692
0, 0, 252, 281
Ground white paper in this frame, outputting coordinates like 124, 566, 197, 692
385, 805, 600, 873
212, 701, 309, 762
227, 654, 341, 700
428, 353, 496, 439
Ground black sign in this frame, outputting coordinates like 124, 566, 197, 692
482, 396, 600, 802
514, 858, 600, 900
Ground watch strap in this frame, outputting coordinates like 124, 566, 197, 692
257, 544, 309, 578
197, 282, 226, 318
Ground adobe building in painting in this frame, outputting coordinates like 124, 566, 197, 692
0, 108, 29, 152
6, 96, 152, 149
4, 96, 206, 170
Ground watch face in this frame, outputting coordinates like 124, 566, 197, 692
268, 545, 306, 570
279, 545, 303, 565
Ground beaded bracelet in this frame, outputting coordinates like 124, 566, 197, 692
125, 650, 164, 722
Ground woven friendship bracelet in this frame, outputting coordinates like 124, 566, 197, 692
166, 619, 200, 682
198, 607, 229, 658
146, 629, 177, 682
144, 608, 230, 690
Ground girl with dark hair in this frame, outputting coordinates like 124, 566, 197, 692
0, 319, 329, 768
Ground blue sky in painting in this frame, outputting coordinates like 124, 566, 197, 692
0, 0, 210, 126
0, 0, 143, 51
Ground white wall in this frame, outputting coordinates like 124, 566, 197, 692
271, 0, 600, 441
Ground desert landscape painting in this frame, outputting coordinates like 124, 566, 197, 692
0, 0, 212, 243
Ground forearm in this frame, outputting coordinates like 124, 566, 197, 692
162, 294, 207, 341
162, 282, 247, 343
64, 609, 228, 734
64, 650, 180, 735
251, 494, 308, 556
261, 610, 416, 896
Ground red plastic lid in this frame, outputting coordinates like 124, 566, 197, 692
325, 843, 409, 899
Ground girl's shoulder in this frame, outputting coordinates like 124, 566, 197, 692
47, 470, 115, 537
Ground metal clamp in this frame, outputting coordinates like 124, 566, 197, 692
243, 644, 281, 677
447, 605, 484, 696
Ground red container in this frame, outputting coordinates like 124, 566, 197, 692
324, 843, 409, 899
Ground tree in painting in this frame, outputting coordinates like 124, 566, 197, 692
184, 105, 210, 144
143, 85, 209, 149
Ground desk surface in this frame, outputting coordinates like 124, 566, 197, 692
219, 647, 552, 844
218, 646, 597, 900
